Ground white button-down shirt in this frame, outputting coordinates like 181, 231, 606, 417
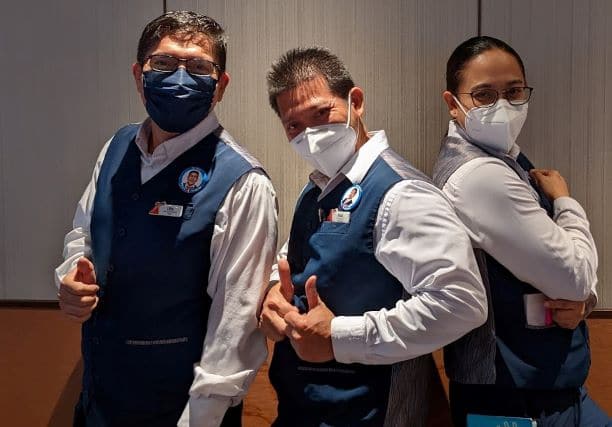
441, 120, 598, 302
272, 130, 488, 365
55, 112, 278, 427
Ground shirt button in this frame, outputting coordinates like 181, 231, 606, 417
131, 193, 140, 201
107, 264, 114, 273
92, 337, 100, 345
117, 227, 127, 237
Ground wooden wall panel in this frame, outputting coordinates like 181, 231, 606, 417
481, 0, 612, 307
168, 0, 478, 243
0, 1, 162, 299
2, 307, 610, 426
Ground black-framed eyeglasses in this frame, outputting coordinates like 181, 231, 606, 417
456, 86, 533, 108
146, 54, 221, 77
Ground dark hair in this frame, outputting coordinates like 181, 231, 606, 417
137, 11, 227, 72
446, 36, 525, 93
267, 47, 355, 116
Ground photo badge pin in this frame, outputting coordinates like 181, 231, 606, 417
178, 166, 208, 194
339, 184, 362, 211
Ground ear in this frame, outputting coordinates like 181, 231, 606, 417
349, 86, 365, 118
213, 71, 230, 104
442, 90, 460, 119
132, 62, 146, 105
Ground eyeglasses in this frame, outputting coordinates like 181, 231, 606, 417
145, 54, 221, 77
456, 86, 533, 108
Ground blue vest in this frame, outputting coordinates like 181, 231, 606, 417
269, 148, 433, 427
433, 135, 590, 390
82, 124, 261, 425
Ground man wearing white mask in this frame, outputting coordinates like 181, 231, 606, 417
434, 36, 607, 426
259, 46, 488, 426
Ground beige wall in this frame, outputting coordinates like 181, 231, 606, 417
2, 1, 609, 305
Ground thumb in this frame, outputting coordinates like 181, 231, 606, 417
75, 257, 97, 285
278, 259, 294, 302
305, 275, 320, 310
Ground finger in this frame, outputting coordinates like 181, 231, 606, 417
259, 311, 287, 342
76, 257, 97, 284
269, 298, 299, 317
277, 259, 295, 302
544, 300, 580, 310
58, 290, 98, 307
60, 280, 99, 296
284, 311, 307, 331
305, 275, 319, 310
59, 300, 95, 318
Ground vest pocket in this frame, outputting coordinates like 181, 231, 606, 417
318, 221, 350, 234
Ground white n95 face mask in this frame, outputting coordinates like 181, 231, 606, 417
454, 96, 528, 153
290, 96, 357, 177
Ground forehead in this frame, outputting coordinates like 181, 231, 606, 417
151, 34, 215, 59
276, 76, 338, 121
459, 48, 525, 89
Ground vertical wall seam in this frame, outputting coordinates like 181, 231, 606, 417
477, 0, 482, 35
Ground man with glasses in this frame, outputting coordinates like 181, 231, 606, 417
55, 11, 277, 427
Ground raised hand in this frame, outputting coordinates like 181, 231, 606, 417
58, 257, 99, 323
529, 169, 570, 201
284, 276, 335, 362
258, 259, 298, 341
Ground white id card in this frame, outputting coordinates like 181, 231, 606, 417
524, 293, 554, 329
149, 202, 184, 218
331, 210, 351, 223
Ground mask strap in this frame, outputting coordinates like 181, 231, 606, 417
346, 91, 352, 127
452, 95, 471, 117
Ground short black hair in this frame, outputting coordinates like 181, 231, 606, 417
267, 47, 355, 116
446, 36, 525, 93
137, 10, 227, 72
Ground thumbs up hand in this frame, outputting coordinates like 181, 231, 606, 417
284, 276, 335, 362
258, 259, 299, 342
58, 257, 100, 323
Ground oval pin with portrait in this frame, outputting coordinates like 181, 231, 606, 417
178, 167, 208, 194
339, 184, 362, 211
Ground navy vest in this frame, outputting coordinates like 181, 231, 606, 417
269, 148, 434, 427
82, 124, 261, 425
433, 135, 590, 390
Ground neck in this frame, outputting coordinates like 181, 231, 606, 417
354, 120, 369, 151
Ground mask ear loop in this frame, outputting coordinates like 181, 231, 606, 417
452, 95, 470, 117
346, 90, 360, 143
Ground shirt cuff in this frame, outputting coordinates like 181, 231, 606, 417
330, 316, 366, 364
177, 395, 231, 427
553, 196, 587, 220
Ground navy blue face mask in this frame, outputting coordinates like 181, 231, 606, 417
143, 68, 218, 133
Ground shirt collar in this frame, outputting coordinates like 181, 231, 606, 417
134, 111, 221, 161
311, 130, 390, 200
447, 119, 521, 160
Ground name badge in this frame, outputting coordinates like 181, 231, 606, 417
467, 414, 537, 427
331, 210, 351, 223
149, 202, 184, 218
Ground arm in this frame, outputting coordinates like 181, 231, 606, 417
178, 170, 278, 427
328, 180, 488, 365
55, 139, 112, 321
445, 158, 598, 301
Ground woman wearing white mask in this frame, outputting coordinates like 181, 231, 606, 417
433, 36, 610, 426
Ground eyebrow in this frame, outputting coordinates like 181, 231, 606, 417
470, 79, 525, 91
281, 100, 332, 124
